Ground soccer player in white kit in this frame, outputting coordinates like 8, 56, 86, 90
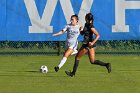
52, 15, 82, 72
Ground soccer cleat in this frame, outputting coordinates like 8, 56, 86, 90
106, 63, 111, 73
65, 71, 75, 77
54, 66, 59, 72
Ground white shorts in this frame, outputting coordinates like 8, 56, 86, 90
65, 40, 78, 50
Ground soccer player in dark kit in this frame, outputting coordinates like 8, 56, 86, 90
65, 13, 111, 77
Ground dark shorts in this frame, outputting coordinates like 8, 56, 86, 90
81, 43, 96, 50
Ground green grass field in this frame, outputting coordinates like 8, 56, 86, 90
0, 55, 140, 93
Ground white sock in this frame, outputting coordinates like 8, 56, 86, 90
58, 57, 67, 69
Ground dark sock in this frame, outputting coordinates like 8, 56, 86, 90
93, 60, 107, 66
72, 60, 79, 75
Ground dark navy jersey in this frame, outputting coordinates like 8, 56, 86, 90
81, 23, 95, 44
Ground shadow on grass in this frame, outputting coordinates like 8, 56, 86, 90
115, 69, 140, 72
24, 70, 57, 74
24, 70, 40, 73
0, 70, 67, 77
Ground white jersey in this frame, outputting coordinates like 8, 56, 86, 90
63, 24, 80, 49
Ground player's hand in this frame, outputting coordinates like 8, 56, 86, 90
52, 34, 56, 36
79, 26, 83, 31
88, 42, 94, 47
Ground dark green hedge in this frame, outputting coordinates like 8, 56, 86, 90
0, 40, 139, 51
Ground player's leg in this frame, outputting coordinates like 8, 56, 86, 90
65, 47, 88, 77
56, 41, 78, 70
71, 41, 78, 55
88, 48, 111, 73
54, 48, 73, 72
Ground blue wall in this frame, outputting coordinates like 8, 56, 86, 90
0, 0, 140, 41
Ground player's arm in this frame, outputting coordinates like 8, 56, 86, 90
52, 25, 68, 36
89, 28, 100, 46
79, 26, 85, 35
52, 30, 65, 36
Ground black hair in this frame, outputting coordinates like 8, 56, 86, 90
71, 14, 79, 22
85, 13, 94, 22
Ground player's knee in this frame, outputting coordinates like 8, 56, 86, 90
75, 55, 80, 60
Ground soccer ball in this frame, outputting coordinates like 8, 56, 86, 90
40, 65, 48, 73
